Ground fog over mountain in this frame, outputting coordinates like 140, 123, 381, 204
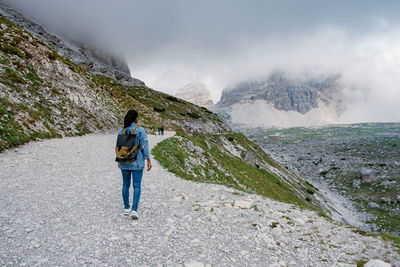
4, 0, 400, 123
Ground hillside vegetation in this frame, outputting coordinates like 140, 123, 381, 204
153, 132, 322, 210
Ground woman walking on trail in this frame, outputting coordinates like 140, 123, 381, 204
117, 110, 152, 220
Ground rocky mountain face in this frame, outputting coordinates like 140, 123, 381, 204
213, 73, 344, 127
175, 83, 214, 109
0, 2, 141, 87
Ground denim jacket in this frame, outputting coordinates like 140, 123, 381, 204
117, 123, 150, 170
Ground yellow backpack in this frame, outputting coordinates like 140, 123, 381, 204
115, 125, 141, 163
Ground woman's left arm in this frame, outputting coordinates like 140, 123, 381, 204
140, 129, 152, 171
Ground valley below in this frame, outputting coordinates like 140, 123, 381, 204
239, 122, 400, 237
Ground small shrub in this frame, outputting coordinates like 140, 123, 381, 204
25, 65, 43, 86
153, 106, 166, 112
0, 57, 10, 65
48, 50, 58, 60
320, 170, 329, 177
166, 95, 180, 102
306, 188, 315, 195
187, 112, 200, 119
11, 37, 22, 46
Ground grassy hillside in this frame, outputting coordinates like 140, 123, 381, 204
0, 15, 227, 152
153, 131, 322, 211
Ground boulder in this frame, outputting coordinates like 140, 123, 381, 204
115, 72, 125, 80
364, 259, 391, 267
244, 151, 257, 167
361, 168, 375, 183
234, 200, 252, 209
293, 217, 305, 225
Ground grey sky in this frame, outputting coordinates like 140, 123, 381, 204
5, 0, 400, 122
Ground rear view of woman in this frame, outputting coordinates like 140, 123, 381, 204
117, 110, 152, 219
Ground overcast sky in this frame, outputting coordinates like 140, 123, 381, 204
5, 0, 400, 122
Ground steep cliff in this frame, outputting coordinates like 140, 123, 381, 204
213, 73, 344, 127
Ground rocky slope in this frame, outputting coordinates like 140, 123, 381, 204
0, 133, 398, 266
243, 123, 400, 237
213, 72, 344, 127
0, 13, 228, 152
175, 83, 214, 109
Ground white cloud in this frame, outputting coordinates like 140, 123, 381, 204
133, 24, 400, 123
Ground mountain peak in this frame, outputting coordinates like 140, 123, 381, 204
175, 83, 214, 109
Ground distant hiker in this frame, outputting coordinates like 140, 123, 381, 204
160, 126, 165, 135
157, 127, 161, 135
115, 109, 152, 220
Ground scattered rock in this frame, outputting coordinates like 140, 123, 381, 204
223, 202, 233, 208
368, 202, 380, 208
293, 218, 305, 225
234, 200, 252, 209
184, 261, 204, 267
364, 259, 391, 267
269, 221, 280, 228
352, 179, 361, 188
361, 168, 375, 183
244, 151, 257, 167
114, 72, 125, 80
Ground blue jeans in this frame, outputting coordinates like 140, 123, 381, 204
121, 170, 143, 211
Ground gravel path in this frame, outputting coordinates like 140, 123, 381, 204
0, 133, 399, 266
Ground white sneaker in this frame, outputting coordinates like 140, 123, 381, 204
129, 210, 139, 220
123, 209, 130, 216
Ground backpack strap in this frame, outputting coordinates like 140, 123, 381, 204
131, 125, 144, 151
122, 125, 140, 135
130, 125, 140, 135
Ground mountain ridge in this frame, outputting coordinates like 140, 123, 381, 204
213, 72, 344, 128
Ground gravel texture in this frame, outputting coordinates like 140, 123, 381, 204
0, 133, 399, 266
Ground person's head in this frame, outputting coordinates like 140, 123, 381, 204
123, 109, 139, 128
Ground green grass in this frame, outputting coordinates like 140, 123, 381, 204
381, 234, 400, 249
153, 132, 319, 210
0, 98, 61, 151
25, 65, 43, 86
1, 67, 26, 85
1, 43, 24, 58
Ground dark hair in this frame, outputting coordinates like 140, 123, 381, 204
123, 109, 138, 128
